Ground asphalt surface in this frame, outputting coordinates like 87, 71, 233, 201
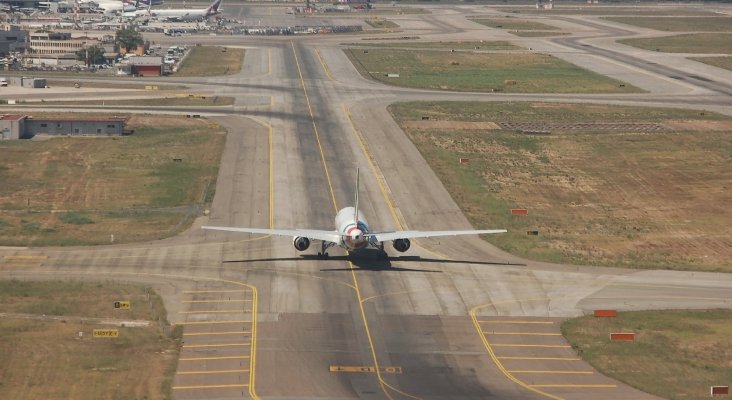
2, 3, 732, 400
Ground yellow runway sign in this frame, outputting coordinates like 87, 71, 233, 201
114, 301, 130, 309
93, 329, 119, 338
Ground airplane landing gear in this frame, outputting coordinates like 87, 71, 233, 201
318, 241, 332, 259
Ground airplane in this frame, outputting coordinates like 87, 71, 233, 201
148, 0, 221, 21
202, 169, 507, 258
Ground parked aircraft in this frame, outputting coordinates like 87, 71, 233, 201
148, 0, 221, 21
202, 170, 506, 258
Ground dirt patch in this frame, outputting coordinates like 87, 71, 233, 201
663, 119, 732, 131
402, 120, 500, 130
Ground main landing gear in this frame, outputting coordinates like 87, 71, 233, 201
317, 241, 335, 259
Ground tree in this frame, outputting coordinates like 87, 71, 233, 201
76, 45, 106, 65
115, 28, 144, 53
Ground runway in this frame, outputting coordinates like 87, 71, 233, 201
2, 4, 732, 399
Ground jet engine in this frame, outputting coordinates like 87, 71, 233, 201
392, 238, 411, 253
293, 236, 311, 251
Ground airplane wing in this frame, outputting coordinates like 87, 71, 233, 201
201, 226, 341, 244
370, 229, 507, 242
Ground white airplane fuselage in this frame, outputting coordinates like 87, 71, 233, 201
335, 206, 370, 251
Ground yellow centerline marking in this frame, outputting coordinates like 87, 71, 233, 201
178, 369, 250, 375
183, 331, 251, 336
485, 332, 562, 336
181, 320, 251, 325
173, 384, 249, 390
182, 343, 250, 349
315, 48, 334, 81
180, 355, 250, 361
509, 370, 594, 375
291, 42, 419, 400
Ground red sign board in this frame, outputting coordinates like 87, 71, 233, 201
594, 309, 618, 318
511, 209, 529, 215
610, 332, 635, 341
711, 386, 729, 397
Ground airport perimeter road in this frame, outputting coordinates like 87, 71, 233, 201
2, 4, 732, 400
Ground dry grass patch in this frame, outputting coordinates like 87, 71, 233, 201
389, 101, 732, 272
0, 280, 180, 400
562, 309, 732, 400
0, 114, 226, 246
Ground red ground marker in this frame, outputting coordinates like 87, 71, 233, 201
610, 332, 635, 341
711, 386, 729, 397
511, 209, 528, 215
594, 309, 618, 318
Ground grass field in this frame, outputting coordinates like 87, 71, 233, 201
603, 16, 732, 32
470, 17, 560, 31
0, 114, 226, 246
692, 56, 732, 71
389, 101, 732, 272
0, 280, 180, 400
619, 33, 732, 54
344, 48, 640, 93
345, 41, 522, 50
562, 309, 732, 400
498, 7, 717, 16
38, 96, 235, 107
364, 18, 399, 29
175, 46, 245, 76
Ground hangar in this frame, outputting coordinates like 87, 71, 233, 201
0, 114, 129, 139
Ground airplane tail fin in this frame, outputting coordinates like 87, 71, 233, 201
206, 0, 221, 14
354, 168, 360, 224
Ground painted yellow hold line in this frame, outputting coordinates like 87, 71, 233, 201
173, 384, 249, 390
491, 344, 571, 348
3, 255, 48, 260
478, 320, 554, 324
182, 343, 250, 349
530, 384, 617, 388
179, 310, 247, 314
498, 356, 581, 361
485, 332, 562, 336
181, 320, 251, 325
178, 369, 249, 375
182, 299, 252, 303
183, 331, 251, 336
183, 290, 250, 294
180, 355, 250, 361
509, 370, 594, 374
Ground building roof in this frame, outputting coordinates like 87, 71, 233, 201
0, 114, 26, 121
27, 116, 129, 122
129, 56, 163, 66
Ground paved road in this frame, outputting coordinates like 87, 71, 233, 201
2, 4, 732, 400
